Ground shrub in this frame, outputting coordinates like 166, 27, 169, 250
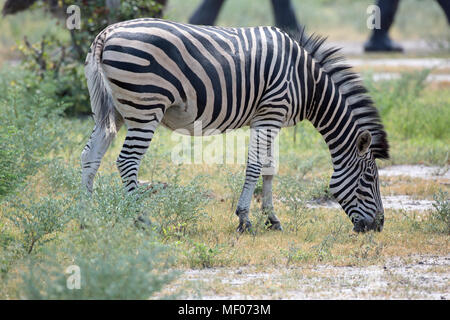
0, 77, 67, 199
18, 0, 164, 115
276, 175, 311, 234
5, 194, 71, 254
19, 229, 177, 299
223, 166, 245, 210
282, 242, 314, 265
429, 189, 450, 234
186, 242, 221, 269
1, 162, 179, 299
146, 175, 211, 237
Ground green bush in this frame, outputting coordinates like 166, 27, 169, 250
0, 75, 67, 199
18, 0, 164, 115
276, 175, 312, 234
1, 160, 179, 299
186, 242, 222, 269
146, 175, 211, 237
5, 194, 71, 254
429, 190, 450, 234
20, 229, 177, 299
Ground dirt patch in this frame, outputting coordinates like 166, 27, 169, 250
381, 196, 435, 211
173, 255, 449, 299
308, 196, 435, 212
379, 165, 450, 181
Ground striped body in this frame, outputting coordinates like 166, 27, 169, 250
82, 18, 389, 233
98, 19, 313, 134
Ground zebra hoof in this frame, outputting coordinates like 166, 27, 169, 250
267, 221, 283, 231
265, 217, 283, 231
236, 220, 252, 233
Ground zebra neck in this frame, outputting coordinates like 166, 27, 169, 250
306, 77, 359, 169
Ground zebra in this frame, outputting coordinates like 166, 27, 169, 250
81, 18, 389, 233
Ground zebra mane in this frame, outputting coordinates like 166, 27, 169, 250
295, 31, 389, 160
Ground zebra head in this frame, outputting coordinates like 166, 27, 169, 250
329, 130, 384, 232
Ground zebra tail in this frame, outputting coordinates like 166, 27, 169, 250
84, 31, 117, 137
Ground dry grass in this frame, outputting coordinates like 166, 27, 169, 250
380, 176, 448, 199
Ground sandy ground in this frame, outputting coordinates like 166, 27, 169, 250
165, 165, 449, 300
379, 165, 450, 180
308, 196, 436, 211
175, 255, 449, 300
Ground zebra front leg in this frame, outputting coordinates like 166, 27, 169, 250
235, 161, 261, 233
235, 127, 279, 232
262, 175, 283, 230
116, 117, 161, 192
260, 126, 282, 230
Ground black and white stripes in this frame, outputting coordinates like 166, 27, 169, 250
81, 18, 389, 232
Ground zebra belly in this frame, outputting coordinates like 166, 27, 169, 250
160, 103, 196, 134
161, 103, 241, 136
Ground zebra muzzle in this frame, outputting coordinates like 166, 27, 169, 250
353, 213, 384, 233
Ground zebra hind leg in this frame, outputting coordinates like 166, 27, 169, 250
81, 117, 122, 193
116, 118, 161, 193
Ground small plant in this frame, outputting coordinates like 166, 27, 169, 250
430, 189, 450, 234
6, 196, 70, 254
400, 209, 422, 232
146, 176, 211, 237
282, 242, 314, 266
223, 166, 245, 210
352, 232, 384, 262
308, 176, 333, 202
0, 80, 67, 199
276, 175, 310, 234
19, 233, 177, 299
139, 141, 170, 184
72, 173, 150, 229
186, 242, 221, 269
310, 221, 346, 262
250, 208, 270, 236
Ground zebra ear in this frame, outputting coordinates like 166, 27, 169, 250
356, 130, 372, 156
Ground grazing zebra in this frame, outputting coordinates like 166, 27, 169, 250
81, 18, 389, 233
